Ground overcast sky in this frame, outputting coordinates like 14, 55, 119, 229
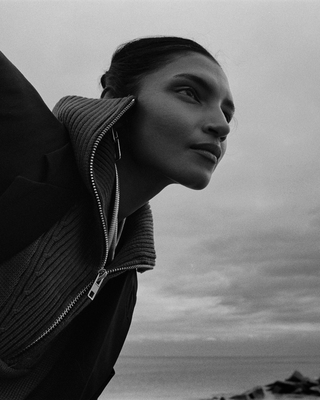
1, 0, 320, 358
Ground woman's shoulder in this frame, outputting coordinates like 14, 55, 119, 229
0, 52, 86, 262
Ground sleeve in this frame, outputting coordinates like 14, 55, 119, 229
0, 52, 85, 263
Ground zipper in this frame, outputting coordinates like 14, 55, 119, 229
87, 268, 108, 300
13, 281, 92, 357
88, 97, 135, 300
13, 98, 136, 358
13, 264, 142, 358
88, 263, 142, 301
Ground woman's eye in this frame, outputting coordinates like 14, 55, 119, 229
178, 87, 199, 101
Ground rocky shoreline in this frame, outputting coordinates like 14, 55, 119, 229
212, 371, 320, 400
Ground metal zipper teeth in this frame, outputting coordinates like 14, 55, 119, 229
13, 98, 136, 358
13, 282, 92, 356
15, 264, 143, 356
89, 98, 136, 269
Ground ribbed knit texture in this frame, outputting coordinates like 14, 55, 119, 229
0, 95, 156, 396
0, 199, 95, 364
55, 95, 156, 272
52, 96, 135, 193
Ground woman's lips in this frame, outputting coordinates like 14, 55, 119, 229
192, 148, 218, 163
191, 143, 222, 163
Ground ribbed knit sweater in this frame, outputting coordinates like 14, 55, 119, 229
0, 95, 156, 398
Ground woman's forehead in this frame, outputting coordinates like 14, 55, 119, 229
154, 53, 223, 78
142, 53, 233, 101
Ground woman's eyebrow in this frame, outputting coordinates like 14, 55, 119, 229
173, 73, 235, 114
173, 73, 211, 93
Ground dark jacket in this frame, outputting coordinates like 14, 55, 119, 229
0, 52, 156, 399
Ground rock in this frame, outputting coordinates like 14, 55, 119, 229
230, 386, 265, 400
310, 387, 320, 396
287, 370, 308, 383
266, 370, 320, 396
287, 370, 318, 386
210, 370, 320, 400
266, 379, 301, 394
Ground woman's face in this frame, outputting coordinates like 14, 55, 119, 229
121, 52, 235, 191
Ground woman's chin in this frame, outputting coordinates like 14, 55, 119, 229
190, 180, 211, 191
181, 174, 212, 191
165, 167, 215, 191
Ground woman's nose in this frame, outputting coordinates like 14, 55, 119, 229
202, 109, 230, 140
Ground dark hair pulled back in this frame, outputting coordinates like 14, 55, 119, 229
100, 36, 219, 98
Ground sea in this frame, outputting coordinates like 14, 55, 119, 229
101, 355, 320, 400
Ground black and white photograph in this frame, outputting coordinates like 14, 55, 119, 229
1, 1, 320, 399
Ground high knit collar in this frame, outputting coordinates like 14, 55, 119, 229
53, 95, 156, 272
53, 95, 135, 193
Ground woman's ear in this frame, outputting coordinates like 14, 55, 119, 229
100, 87, 116, 99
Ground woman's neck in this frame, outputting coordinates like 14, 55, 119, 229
116, 157, 169, 221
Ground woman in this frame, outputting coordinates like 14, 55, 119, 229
0, 36, 235, 399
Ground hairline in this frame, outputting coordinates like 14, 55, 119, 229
128, 50, 221, 95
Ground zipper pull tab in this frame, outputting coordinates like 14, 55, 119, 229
88, 269, 108, 300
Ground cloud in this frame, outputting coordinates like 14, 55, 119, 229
131, 189, 320, 350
